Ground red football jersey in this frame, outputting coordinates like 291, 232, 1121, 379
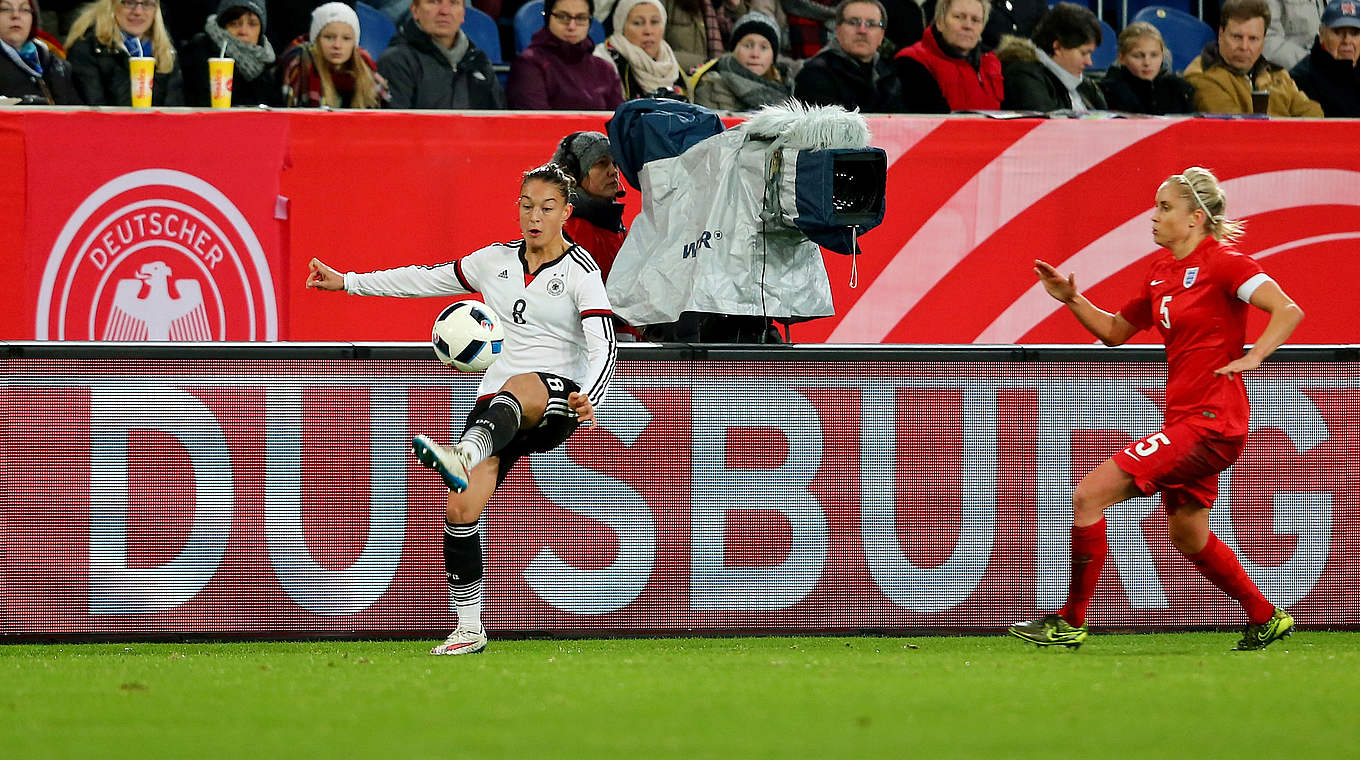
1118, 237, 1270, 437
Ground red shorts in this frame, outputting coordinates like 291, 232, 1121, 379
1112, 419, 1246, 512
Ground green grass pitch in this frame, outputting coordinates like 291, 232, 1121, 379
3, 633, 1358, 759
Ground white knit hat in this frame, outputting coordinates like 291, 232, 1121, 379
611, 0, 666, 36
310, 2, 361, 45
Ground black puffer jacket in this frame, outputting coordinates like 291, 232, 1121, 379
0, 40, 83, 104
376, 18, 504, 110
66, 28, 184, 106
1290, 38, 1360, 117
1099, 64, 1196, 115
181, 32, 279, 107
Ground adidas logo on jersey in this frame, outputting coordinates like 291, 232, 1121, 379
498, 269, 510, 279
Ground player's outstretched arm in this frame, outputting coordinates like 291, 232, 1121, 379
568, 391, 595, 428
1034, 259, 1138, 346
1214, 281, 1305, 378
306, 258, 345, 291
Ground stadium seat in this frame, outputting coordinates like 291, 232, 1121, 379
1089, 19, 1118, 71
1123, 0, 1195, 27
464, 6, 504, 65
1132, 5, 1217, 72
514, 0, 606, 54
355, 2, 397, 58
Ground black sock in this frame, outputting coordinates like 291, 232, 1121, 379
444, 520, 484, 631
461, 391, 522, 462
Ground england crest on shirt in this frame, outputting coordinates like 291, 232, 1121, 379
1183, 267, 1199, 288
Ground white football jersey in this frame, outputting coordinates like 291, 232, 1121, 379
344, 240, 617, 405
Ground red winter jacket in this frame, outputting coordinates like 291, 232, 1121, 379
896, 25, 1003, 111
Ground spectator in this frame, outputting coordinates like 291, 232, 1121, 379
793, 0, 905, 112
594, 0, 688, 99
182, 0, 278, 106
507, 0, 624, 109
1290, 0, 1360, 116
982, 0, 1046, 51
378, 0, 503, 108
996, 2, 1106, 112
895, 0, 1003, 112
65, 0, 184, 106
1264, 0, 1325, 69
1, 0, 83, 104
1185, 0, 1323, 116
553, 131, 629, 283
268, 1, 355, 54
279, 2, 386, 107
692, 10, 792, 110
1099, 21, 1196, 114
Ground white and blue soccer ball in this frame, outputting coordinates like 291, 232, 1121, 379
431, 301, 504, 372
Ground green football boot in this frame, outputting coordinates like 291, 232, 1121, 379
1233, 608, 1295, 651
1008, 614, 1089, 649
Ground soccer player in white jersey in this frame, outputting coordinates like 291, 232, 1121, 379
306, 164, 618, 656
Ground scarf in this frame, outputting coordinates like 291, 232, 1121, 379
1035, 47, 1087, 112
701, 0, 724, 61
437, 30, 470, 70
1, 39, 42, 78
714, 54, 790, 110
602, 33, 681, 93
119, 30, 152, 58
204, 13, 276, 80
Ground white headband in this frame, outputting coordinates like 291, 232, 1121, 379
1174, 174, 1214, 219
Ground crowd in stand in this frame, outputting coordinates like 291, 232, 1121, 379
3, 0, 1356, 115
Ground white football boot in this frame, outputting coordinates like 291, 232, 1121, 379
411, 435, 472, 493
430, 626, 488, 656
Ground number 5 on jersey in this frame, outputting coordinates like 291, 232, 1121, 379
1159, 295, 1173, 329
1123, 431, 1171, 462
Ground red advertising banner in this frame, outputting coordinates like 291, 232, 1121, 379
20, 111, 290, 341
3, 348, 1356, 636
4, 111, 1359, 345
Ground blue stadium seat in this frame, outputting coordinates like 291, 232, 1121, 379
1123, 0, 1194, 28
1131, 5, 1217, 72
514, 0, 606, 54
464, 5, 503, 65
355, 2, 397, 58
1090, 19, 1118, 71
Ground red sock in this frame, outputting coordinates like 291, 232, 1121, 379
1185, 532, 1275, 624
1057, 518, 1107, 627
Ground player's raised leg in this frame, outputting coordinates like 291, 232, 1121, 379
1009, 458, 1141, 648
412, 373, 551, 492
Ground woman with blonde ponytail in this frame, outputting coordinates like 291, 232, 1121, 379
65, 0, 183, 105
1014, 166, 1306, 653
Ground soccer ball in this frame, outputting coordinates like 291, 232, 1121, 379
431, 301, 504, 372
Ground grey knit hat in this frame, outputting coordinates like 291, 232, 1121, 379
729, 11, 780, 51
551, 131, 612, 184
217, 0, 267, 31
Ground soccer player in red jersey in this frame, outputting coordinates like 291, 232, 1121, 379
1009, 167, 1305, 651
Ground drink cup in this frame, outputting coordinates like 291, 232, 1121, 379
209, 57, 235, 109
1251, 90, 1270, 115
128, 57, 155, 108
